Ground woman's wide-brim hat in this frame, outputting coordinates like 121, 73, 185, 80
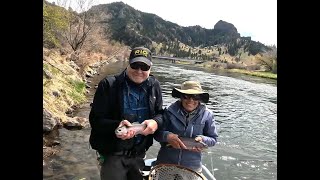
172, 81, 209, 103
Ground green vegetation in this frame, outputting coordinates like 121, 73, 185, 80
228, 69, 277, 79
67, 79, 86, 103
43, 63, 49, 70
43, 49, 87, 123
45, 63, 60, 75
69, 79, 86, 94
43, 1, 69, 48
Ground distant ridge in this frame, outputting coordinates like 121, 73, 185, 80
88, 2, 271, 56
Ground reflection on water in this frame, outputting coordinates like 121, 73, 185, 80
44, 59, 277, 180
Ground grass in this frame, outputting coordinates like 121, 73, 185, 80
43, 50, 87, 123
227, 69, 277, 79
43, 63, 49, 70
67, 79, 86, 103
199, 61, 277, 80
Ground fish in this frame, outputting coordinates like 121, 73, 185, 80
179, 137, 208, 149
167, 136, 208, 150
115, 122, 147, 136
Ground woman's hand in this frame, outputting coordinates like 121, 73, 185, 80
190, 136, 204, 152
167, 133, 187, 149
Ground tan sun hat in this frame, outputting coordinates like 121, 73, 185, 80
172, 81, 209, 103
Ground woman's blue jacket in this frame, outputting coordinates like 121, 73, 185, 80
154, 100, 218, 171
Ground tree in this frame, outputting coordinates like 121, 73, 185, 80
256, 47, 277, 73
58, 0, 97, 52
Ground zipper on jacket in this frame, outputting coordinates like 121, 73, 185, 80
190, 125, 194, 138
185, 113, 189, 131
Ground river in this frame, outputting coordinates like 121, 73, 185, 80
43, 59, 277, 180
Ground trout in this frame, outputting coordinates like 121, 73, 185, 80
115, 122, 147, 136
167, 136, 208, 149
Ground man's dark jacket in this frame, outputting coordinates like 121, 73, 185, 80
89, 70, 163, 155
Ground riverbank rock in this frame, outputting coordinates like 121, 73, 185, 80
43, 109, 62, 133
63, 116, 89, 130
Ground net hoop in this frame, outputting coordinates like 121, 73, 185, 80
148, 163, 206, 180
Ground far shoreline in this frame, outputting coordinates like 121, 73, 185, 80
197, 62, 277, 80
224, 69, 277, 79
163, 60, 277, 80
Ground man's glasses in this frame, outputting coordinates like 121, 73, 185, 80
181, 94, 201, 101
130, 62, 150, 71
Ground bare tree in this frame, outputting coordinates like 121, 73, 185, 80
256, 47, 277, 72
57, 0, 96, 52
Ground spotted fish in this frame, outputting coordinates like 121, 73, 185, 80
115, 122, 147, 136
179, 137, 208, 149
167, 136, 208, 149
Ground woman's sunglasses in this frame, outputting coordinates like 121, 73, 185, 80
130, 62, 151, 71
181, 94, 201, 101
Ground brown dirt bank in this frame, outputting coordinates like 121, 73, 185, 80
43, 47, 129, 160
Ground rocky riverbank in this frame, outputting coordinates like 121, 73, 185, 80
43, 47, 129, 162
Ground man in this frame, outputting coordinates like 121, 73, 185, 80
89, 47, 163, 180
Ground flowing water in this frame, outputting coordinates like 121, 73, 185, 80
43, 59, 277, 180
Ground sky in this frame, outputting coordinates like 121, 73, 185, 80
47, 0, 277, 46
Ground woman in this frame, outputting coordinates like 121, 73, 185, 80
154, 80, 218, 173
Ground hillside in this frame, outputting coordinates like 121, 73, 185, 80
89, 2, 271, 55
86, 1, 276, 72
44, 0, 276, 72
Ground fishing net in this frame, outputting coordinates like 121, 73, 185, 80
148, 164, 206, 180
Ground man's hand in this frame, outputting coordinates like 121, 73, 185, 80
116, 120, 135, 140
167, 133, 187, 149
140, 119, 158, 136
